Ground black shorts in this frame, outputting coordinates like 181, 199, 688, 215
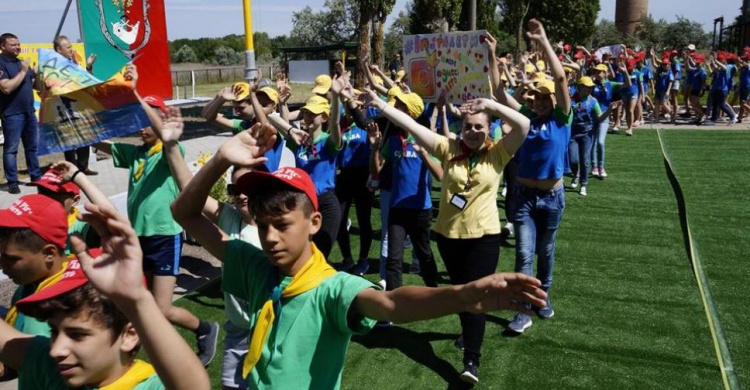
139, 234, 183, 277
690, 90, 702, 98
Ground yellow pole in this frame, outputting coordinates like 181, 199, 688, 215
242, 0, 257, 81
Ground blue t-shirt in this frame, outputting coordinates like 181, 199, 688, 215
232, 118, 285, 172
516, 105, 573, 181
640, 65, 652, 91
288, 132, 340, 194
622, 70, 641, 98
691, 68, 707, 92
382, 134, 432, 210
727, 64, 738, 91
571, 96, 599, 136
655, 70, 674, 92
672, 60, 683, 80
592, 81, 617, 112
711, 68, 731, 92
686, 68, 697, 84
0, 55, 35, 116
339, 125, 370, 169
740, 67, 750, 90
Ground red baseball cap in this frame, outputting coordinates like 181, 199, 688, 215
0, 194, 68, 248
27, 169, 80, 196
142, 95, 167, 113
16, 257, 92, 309
236, 167, 318, 211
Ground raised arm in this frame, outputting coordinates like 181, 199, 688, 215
71, 204, 209, 390
363, 89, 439, 155
354, 273, 546, 324
527, 19, 570, 113
327, 74, 346, 149
367, 121, 385, 176
360, 54, 389, 96
486, 33, 501, 93
171, 124, 275, 260
201, 86, 241, 131
52, 161, 115, 208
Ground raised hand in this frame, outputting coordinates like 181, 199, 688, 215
21, 58, 30, 73
217, 122, 275, 167
460, 273, 546, 314
71, 203, 146, 304
365, 121, 381, 148
485, 32, 497, 55
124, 64, 138, 89
436, 90, 447, 111
250, 68, 263, 92
86, 54, 97, 69
219, 86, 237, 101
159, 106, 184, 143
51, 160, 79, 182
360, 88, 382, 108
276, 72, 287, 89
331, 72, 350, 95
526, 19, 548, 43
334, 61, 346, 76
279, 85, 292, 104
289, 127, 310, 146
369, 64, 381, 73
459, 98, 491, 115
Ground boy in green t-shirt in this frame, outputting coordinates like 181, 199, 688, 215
172, 126, 547, 389
0, 202, 209, 389
93, 65, 219, 366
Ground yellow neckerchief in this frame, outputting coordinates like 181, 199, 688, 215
5, 260, 70, 327
243, 243, 336, 378
99, 360, 156, 390
68, 207, 79, 228
133, 141, 163, 182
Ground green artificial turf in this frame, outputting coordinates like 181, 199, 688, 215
660, 130, 750, 387
171, 129, 725, 389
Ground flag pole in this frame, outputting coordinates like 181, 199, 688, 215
54, 0, 75, 39
243, 0, 258, 82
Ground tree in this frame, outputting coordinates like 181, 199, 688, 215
214, 46, 243, 66
373, 0, 397, 66
290, 0, 359, 46
173, 45, 198, 63
591, 19, 623, 48
498, 0, 600, 45
407, 0, 462, 33
457, 0, 501, 39
661, 16, 711, 51
384, 9, 410, 59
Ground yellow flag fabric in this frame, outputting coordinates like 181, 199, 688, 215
243, 243, 336, 378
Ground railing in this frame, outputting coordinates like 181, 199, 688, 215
170, 64, 276, 99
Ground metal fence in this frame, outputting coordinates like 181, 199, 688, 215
171, 64, 276, 99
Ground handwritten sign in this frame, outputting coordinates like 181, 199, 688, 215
402, 30, 491, 104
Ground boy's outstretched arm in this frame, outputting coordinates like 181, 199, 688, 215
353, 273, 546, 324
71, 203, 210, 390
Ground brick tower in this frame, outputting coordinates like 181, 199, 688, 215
615, 0, 649, 36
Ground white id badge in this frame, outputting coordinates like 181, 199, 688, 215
449, 194, 467, 210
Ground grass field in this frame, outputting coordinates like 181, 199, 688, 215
171, 129, 738, 389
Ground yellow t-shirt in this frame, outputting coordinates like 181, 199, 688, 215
432, 135, 511, 239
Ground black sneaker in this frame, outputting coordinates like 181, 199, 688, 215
459, 361, 479, 384
336, 258, 355, 272
196, 321, 219, 366
8, 183, 20, 194
350, 259, 369, 276
454, 335, 465, 351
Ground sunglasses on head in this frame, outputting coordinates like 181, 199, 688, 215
226, 184, 238, 197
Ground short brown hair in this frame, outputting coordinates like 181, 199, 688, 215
248, 183, 314, 219
0, 227, 57, 253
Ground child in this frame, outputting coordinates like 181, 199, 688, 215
651, 58, 674, 123
170, 127, 547, 389
94, 65, 219, 366
0, 202, 209, 389
569, 77, 619, 196
590, 63, 621, 178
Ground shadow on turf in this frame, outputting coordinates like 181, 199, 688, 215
351, 328, 477, 389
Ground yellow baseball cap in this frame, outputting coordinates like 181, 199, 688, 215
232, 82, 251, 101
311, 75, 332, 95
563, 66, 575, 73
257, 87, 279, 105
525, 64, 536, 73
372, 75, 384, 86
534, 72, 547, 81
577, 76, 595, 87
534, 79, 556, 95
595, 64, 609, 72
387, 86, 424, 119
536, 60, 546, 71
301, 95, 330, 116
395, 70, 406, 82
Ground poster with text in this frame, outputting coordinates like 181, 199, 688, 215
77, 0, 172, 99
14, 43, 87, 111
402, 30, 491, 104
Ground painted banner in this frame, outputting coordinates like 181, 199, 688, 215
39, 49, 102, 95
402, 30, 491, 104
15, 43, 87, 111
78, 0, 172, 99
595, 44, 625, 59
38, 58, 149, 155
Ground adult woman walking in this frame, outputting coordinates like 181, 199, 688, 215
362, 86, 530, 384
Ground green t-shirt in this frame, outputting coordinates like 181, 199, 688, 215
231, 118, 257, 135
286, 131, 341, 156
217, 204, 259, 328
110, 142, 185, 237
66, 220, 100, 256
10, 285, 50, 337
222, 239, 378, 390
19, 336, 164, 389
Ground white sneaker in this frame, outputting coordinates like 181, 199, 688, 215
570, 177, 579, 188
502, 222, 514, 237
346, 218, 352, 232
377, 279, 386, 289
501, 186, 507, 197
580, 186, 588, 196
0, 134, 4, 145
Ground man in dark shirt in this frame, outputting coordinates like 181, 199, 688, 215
388, 53, 402, 80
0, 33, 42, 194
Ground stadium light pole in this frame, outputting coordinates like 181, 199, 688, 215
243, 0, 258, 82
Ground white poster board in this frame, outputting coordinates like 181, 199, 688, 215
289, 60, 330, 83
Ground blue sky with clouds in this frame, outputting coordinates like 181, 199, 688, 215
0, 0, 741, 43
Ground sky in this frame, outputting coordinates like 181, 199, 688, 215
0, 0, 742, 43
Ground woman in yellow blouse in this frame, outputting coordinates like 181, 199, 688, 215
362, 90, 530, 384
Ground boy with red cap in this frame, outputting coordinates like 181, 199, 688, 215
93, 64, 219, 366
0, 202, 209, 389
171, 128, 547, 389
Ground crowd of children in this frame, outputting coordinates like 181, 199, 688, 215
1, 16, 744, 389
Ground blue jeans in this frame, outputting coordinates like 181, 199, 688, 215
591, 118, 608, 168
568, 133, 593, 186
2, 112, 41, 185
710, 89, 735, 121
379, 190, 417, 281
512, 186, 565, 291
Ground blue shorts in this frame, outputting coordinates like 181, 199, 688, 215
139, 234, 183, 276
740, 88, 750, 102
654, 90, 668, 102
